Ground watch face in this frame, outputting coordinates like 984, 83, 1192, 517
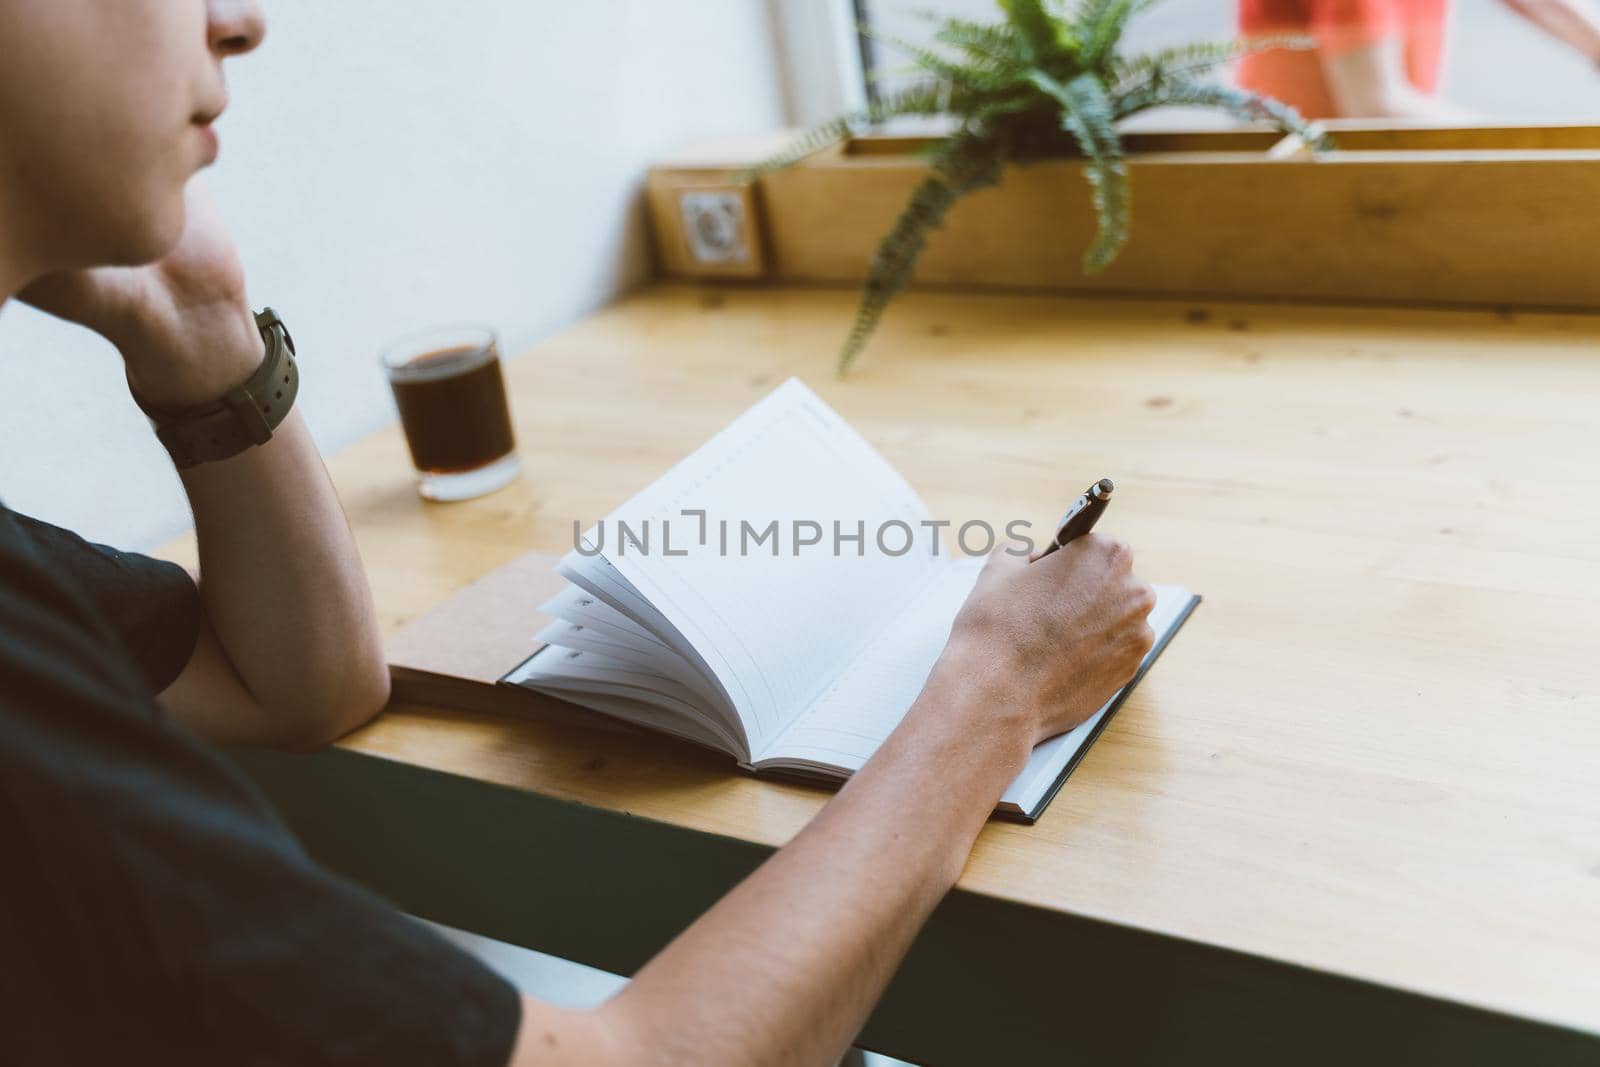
680, 191, 751, 265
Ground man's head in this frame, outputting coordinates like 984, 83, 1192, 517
0, 0, 265, 280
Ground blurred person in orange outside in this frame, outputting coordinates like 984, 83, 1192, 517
1237, 0, 1600, 119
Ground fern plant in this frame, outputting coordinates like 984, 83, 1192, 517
741, 0, 1330, 375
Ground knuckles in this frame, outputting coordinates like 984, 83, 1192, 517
1117, 620, 1156, 663
1100, 536, 1133, 569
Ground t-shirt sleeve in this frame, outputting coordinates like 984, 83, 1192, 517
6, 509, 201, 693
0, 553, 522, 1067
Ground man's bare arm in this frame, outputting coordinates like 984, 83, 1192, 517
504, 538, 1157, 1066
155, 402, 389, 750
19, 184, 389, 750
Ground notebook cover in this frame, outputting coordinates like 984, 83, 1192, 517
387, 549, 570, 716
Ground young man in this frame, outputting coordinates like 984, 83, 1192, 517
1237, 0, 1600, 119
0, 2, 1158, 1064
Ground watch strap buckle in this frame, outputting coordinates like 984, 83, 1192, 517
255, 307, 295, 356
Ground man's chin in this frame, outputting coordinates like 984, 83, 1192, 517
103, 201, 186, 267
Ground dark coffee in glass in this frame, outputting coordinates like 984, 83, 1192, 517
381, 326, 520, 501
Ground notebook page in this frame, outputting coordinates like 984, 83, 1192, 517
538, 584, 732, 710
762, 569, 1191, 812
536, 617, 637, 656
506, 648, 743, 752
532, 618, 734, 714
556, 553, 682, 652
597, 380, 941, 750
540, 585, 674, 653
758, 558, 981, 765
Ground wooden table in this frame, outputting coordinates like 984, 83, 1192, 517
171, 284, 1600, 1064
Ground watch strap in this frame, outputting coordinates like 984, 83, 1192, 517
135, 308, 299, 470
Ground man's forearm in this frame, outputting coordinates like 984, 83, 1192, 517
180, 410, 388, 746
514, 663, 1032, 1067
140, 324, 388, 748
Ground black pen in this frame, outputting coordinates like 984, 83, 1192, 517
1038, 477, 1114, 558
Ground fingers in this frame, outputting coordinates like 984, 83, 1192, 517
1112, 623, 1156, 686
1006, 534, 1142, 595
1066, 534, 1133, 567
988, 533, 1149, 621
982, 543, 1030, 576
1098, 535, 1133, 573
1027, 533, 1133, 577
1131, 579, 1157, 619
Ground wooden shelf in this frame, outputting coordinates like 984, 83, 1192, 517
647, 122, 1600, 309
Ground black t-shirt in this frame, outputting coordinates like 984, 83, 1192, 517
0, 502, 521, 1066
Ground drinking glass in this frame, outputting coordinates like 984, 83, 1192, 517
380, 325, 520, 501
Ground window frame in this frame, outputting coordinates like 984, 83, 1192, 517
767, 0, 870, 125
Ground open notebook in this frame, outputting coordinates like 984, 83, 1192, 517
507, 379, 1199, 822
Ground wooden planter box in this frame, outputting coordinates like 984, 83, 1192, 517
646, 122, 1600, 310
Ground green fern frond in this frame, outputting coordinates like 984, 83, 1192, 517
734, 82, 950, 182
873, 33, 1030, 94
838, 133, 1007, 375
972, 92, 1044, 130
1001, 0, 1072, 66
1112, 34, 1314, 95
1115, 77, 1330, 149
1028, 70, 1128, 272
1072, 0, 1136, 69
1112, 39, 1239, 89
932, 17, 1026, 65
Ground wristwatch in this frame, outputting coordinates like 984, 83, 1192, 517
132, 308, 299, 470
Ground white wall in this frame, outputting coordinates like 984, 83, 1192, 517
0, 0, 789, 549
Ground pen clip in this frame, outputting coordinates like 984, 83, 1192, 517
1056, 494, 1090, 529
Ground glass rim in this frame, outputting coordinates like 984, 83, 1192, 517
379, 323, 499, 380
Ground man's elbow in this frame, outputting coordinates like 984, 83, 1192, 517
331, 653, 392, 738
274, 652, 391, 752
